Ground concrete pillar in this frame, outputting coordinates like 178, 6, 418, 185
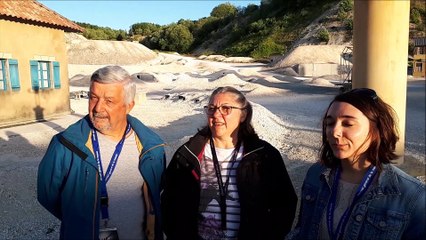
352, 0, 410, 164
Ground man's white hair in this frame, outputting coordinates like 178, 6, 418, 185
90, 65, 136, 104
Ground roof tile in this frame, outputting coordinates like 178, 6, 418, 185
0, 0, 84, 32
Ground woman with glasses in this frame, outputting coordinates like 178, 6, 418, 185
162, 86, 297, 240
287, 88, 425, 240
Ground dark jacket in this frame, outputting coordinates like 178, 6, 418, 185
161, 132, 297, 240
37, 115, 166, 240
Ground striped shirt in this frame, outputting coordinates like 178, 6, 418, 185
198, 143, 244, 240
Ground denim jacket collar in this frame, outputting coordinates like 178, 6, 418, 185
320, 167, 333, 188
320, 164, 401, 201
369, 164, 401, 197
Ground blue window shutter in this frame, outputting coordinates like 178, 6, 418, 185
30, 60, 39, 90
53, 61, 60, 88
47, 62, 51, 88
0, 60, 6, 91
9, 59, 20, 91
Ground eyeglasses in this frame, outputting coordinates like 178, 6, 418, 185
204, 105, 246, 116
348, 88, 378, 102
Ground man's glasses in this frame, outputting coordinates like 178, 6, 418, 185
204, 105, 246, 116
348, 88, 378, 102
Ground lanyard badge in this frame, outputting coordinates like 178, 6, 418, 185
92, 123, 131, 221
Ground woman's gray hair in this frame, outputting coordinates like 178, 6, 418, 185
199, 86, 257, 139
90, 65, 136, 104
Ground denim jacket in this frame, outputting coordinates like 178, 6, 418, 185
287, 162, 425, 240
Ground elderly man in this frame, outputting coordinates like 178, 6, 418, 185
38, 65, 165, 240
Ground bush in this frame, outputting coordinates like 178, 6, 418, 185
248, 19, 267, 34
222, 38, 257, 56
250, 38, 285, 59
339, 0, 353, 13
344, 19, 353, 31
316, 27, 330, 43
337, 0, 353, 21
410, 8, 421, 25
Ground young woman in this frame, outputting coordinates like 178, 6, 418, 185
287, 88, 425, 240
162, 86, 297, 240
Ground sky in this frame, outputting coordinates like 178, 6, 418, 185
39, 0, 261, 30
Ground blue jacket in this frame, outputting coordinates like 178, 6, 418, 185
37, 115, 166, 240
287, 162, 425, 240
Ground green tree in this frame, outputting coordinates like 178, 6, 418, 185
130, 22, 161, 36
83, 28, 108, 40
141, 29, 163, 49
211, 3, 237, 18
77, 22, 129, 40
244, 4, 259, 15
160, 24, 194, 52
192, 17, 221, 44
177, 19, 196, 31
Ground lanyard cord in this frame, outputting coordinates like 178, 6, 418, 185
92, 123, 131, 220
209, 136, 241, 230
327, 165, 377, 240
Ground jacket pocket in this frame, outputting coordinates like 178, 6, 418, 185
362, 207, 407, 239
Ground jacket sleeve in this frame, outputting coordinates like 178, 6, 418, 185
161, 146, 200, 240
402, 183, 426, 239
161, 152, 177, 239
285, 180, 305, 240
238, 141, 298, 240
37, 135, 71, 220
266, 144, 298, 238
285, 163, 323, 240
140, 144, 166, 240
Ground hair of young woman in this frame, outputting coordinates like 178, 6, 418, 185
90, 65, 136, 105
199, 86, 258, 140
319, 88, 399, 171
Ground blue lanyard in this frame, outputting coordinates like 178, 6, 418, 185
327, 165, 377, 240
92, 123, 131, 220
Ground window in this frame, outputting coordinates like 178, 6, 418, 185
39, 61, 50, 88
415, 62, 423, 72
0, 58, 20, 91
30, 60, 60, 90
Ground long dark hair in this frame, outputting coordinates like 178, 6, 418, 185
320, 88, 399, 171
199, 86, 258, 140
